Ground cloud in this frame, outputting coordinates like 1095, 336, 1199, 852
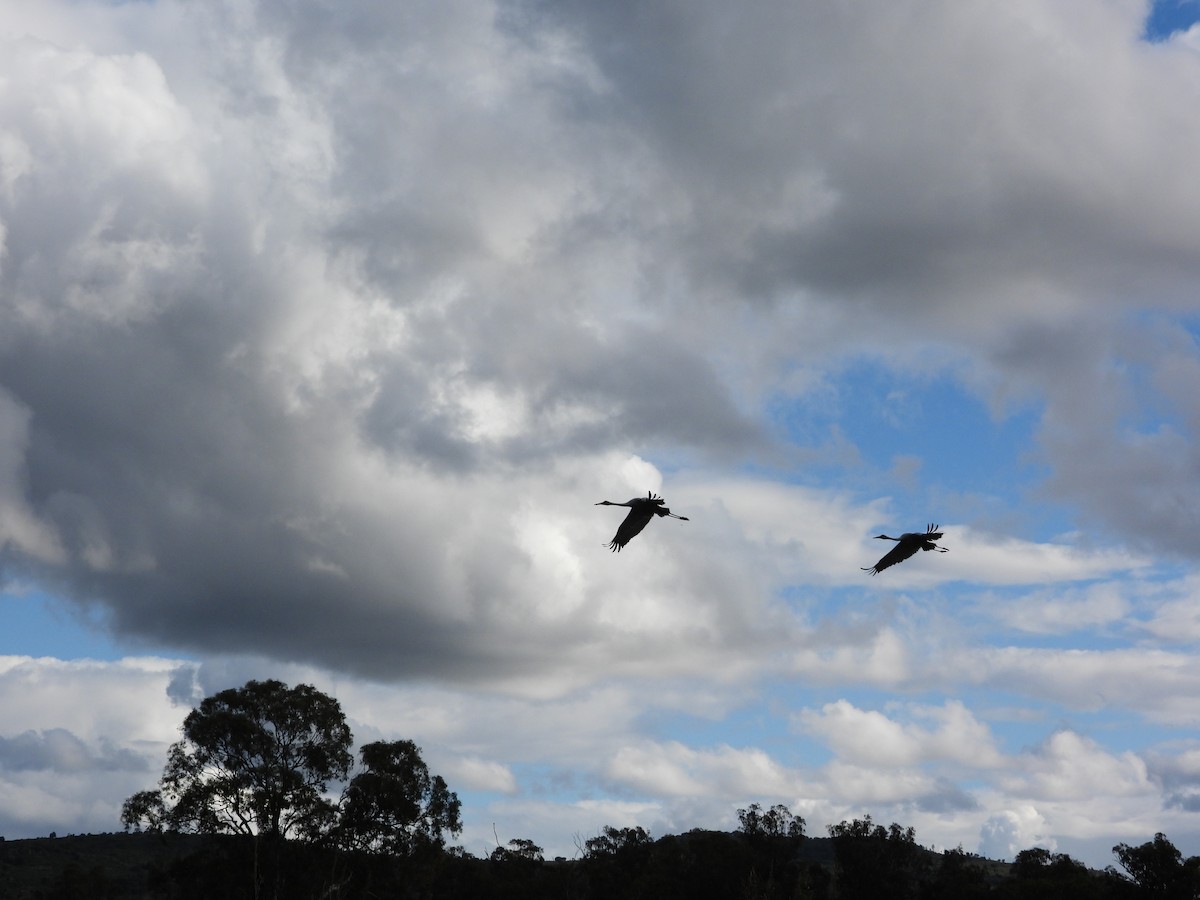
0, 0, 1193, 694
979, 807, 1055, 860
0, 388, 63, 565
0, 5, 771, 685
0, 651, 1198, 864
607, 741, 803, 800
6, 0, 1200, 868
1027, 320, 1200, 560
946, 646, 1200, 725
0, 656, 186, 746
525, 0, 1200, 321
0, 657, 183, 838
979, 582, 1134, 635
440, 755, 518, 794
1146, 742, 1200, 811
796, 699, 1005, 770
0, 729, 146, 774
1001, 731, 1152, 802
904, 526, 1147, 587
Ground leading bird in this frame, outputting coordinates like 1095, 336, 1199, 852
862, 523, 948, 575
596, 491, 689, 552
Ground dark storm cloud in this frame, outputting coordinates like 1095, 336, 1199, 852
6, 0, 1200, 687
513, 0, 1200, 333
0, 4, 773, 684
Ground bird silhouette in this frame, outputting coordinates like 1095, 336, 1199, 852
861, 523, 948, 575
595, 490, 689, 551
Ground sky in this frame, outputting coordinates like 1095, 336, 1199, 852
4, 0, 1200, 871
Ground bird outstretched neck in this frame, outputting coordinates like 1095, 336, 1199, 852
862, 523, 948, 575
596, 490, 689, 551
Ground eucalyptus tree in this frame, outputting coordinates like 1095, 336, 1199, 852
335, 738, 462, 855
122, 679, 353, 840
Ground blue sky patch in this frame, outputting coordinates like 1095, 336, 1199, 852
1, 589, 127, 661
1144, 0, 1200, 41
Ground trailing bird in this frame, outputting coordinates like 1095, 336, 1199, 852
861, 523, 948, 575
596, 491, 689, 552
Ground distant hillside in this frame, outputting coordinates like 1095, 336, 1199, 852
0, 832, 205, 900
0, 828, 1116, 900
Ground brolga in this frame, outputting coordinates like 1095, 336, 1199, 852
861, 523, 948, 575
595, 490, 689, 552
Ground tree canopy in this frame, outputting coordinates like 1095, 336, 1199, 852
124, 679, 353, 840
737, 802, 805, 839
336, 738, 462, 855
1110, 832, 1200, 898
122, 678, 460, 857
116, 679, 1200, 900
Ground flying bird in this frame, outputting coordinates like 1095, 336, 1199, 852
596, 491, 689, 552
861, 523, 948, 575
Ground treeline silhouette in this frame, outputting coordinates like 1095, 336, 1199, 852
11, 678, 1193, 899
4, 818, 1199, 899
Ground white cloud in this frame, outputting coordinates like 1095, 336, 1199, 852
441, 756, 517, 794
979, 807, 1056, 860
946, 646, 1200, 725
1138, 574, 1200, 643
0, 657, 186, 837
981, 582, 1134, 635
914, 527, 1147, 587
797, 699, 1004, 770
1002, 731, 1152, 802
0, 656, 185, 747
2, 650, 1200, 867
608, 741, 804, 801
791, 624, 916, 688
608, 743, 709, 797
817, 761, 951, 808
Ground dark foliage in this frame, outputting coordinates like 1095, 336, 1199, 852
118, 679, 463, 900
738, 802, 805, 839
0, 833, 204, 900
828, 816, 931, 900
5, 826, 1200, 900
1107, 833, 1200, 899
335, 739, 463, 856
83, 678, 1200, 900
995, 846, 1113, 899
122, 679, 353, 841
923, 846, 991, 900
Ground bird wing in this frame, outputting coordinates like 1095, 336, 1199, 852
608, 505, 654, 551
863, 540, 921, 575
